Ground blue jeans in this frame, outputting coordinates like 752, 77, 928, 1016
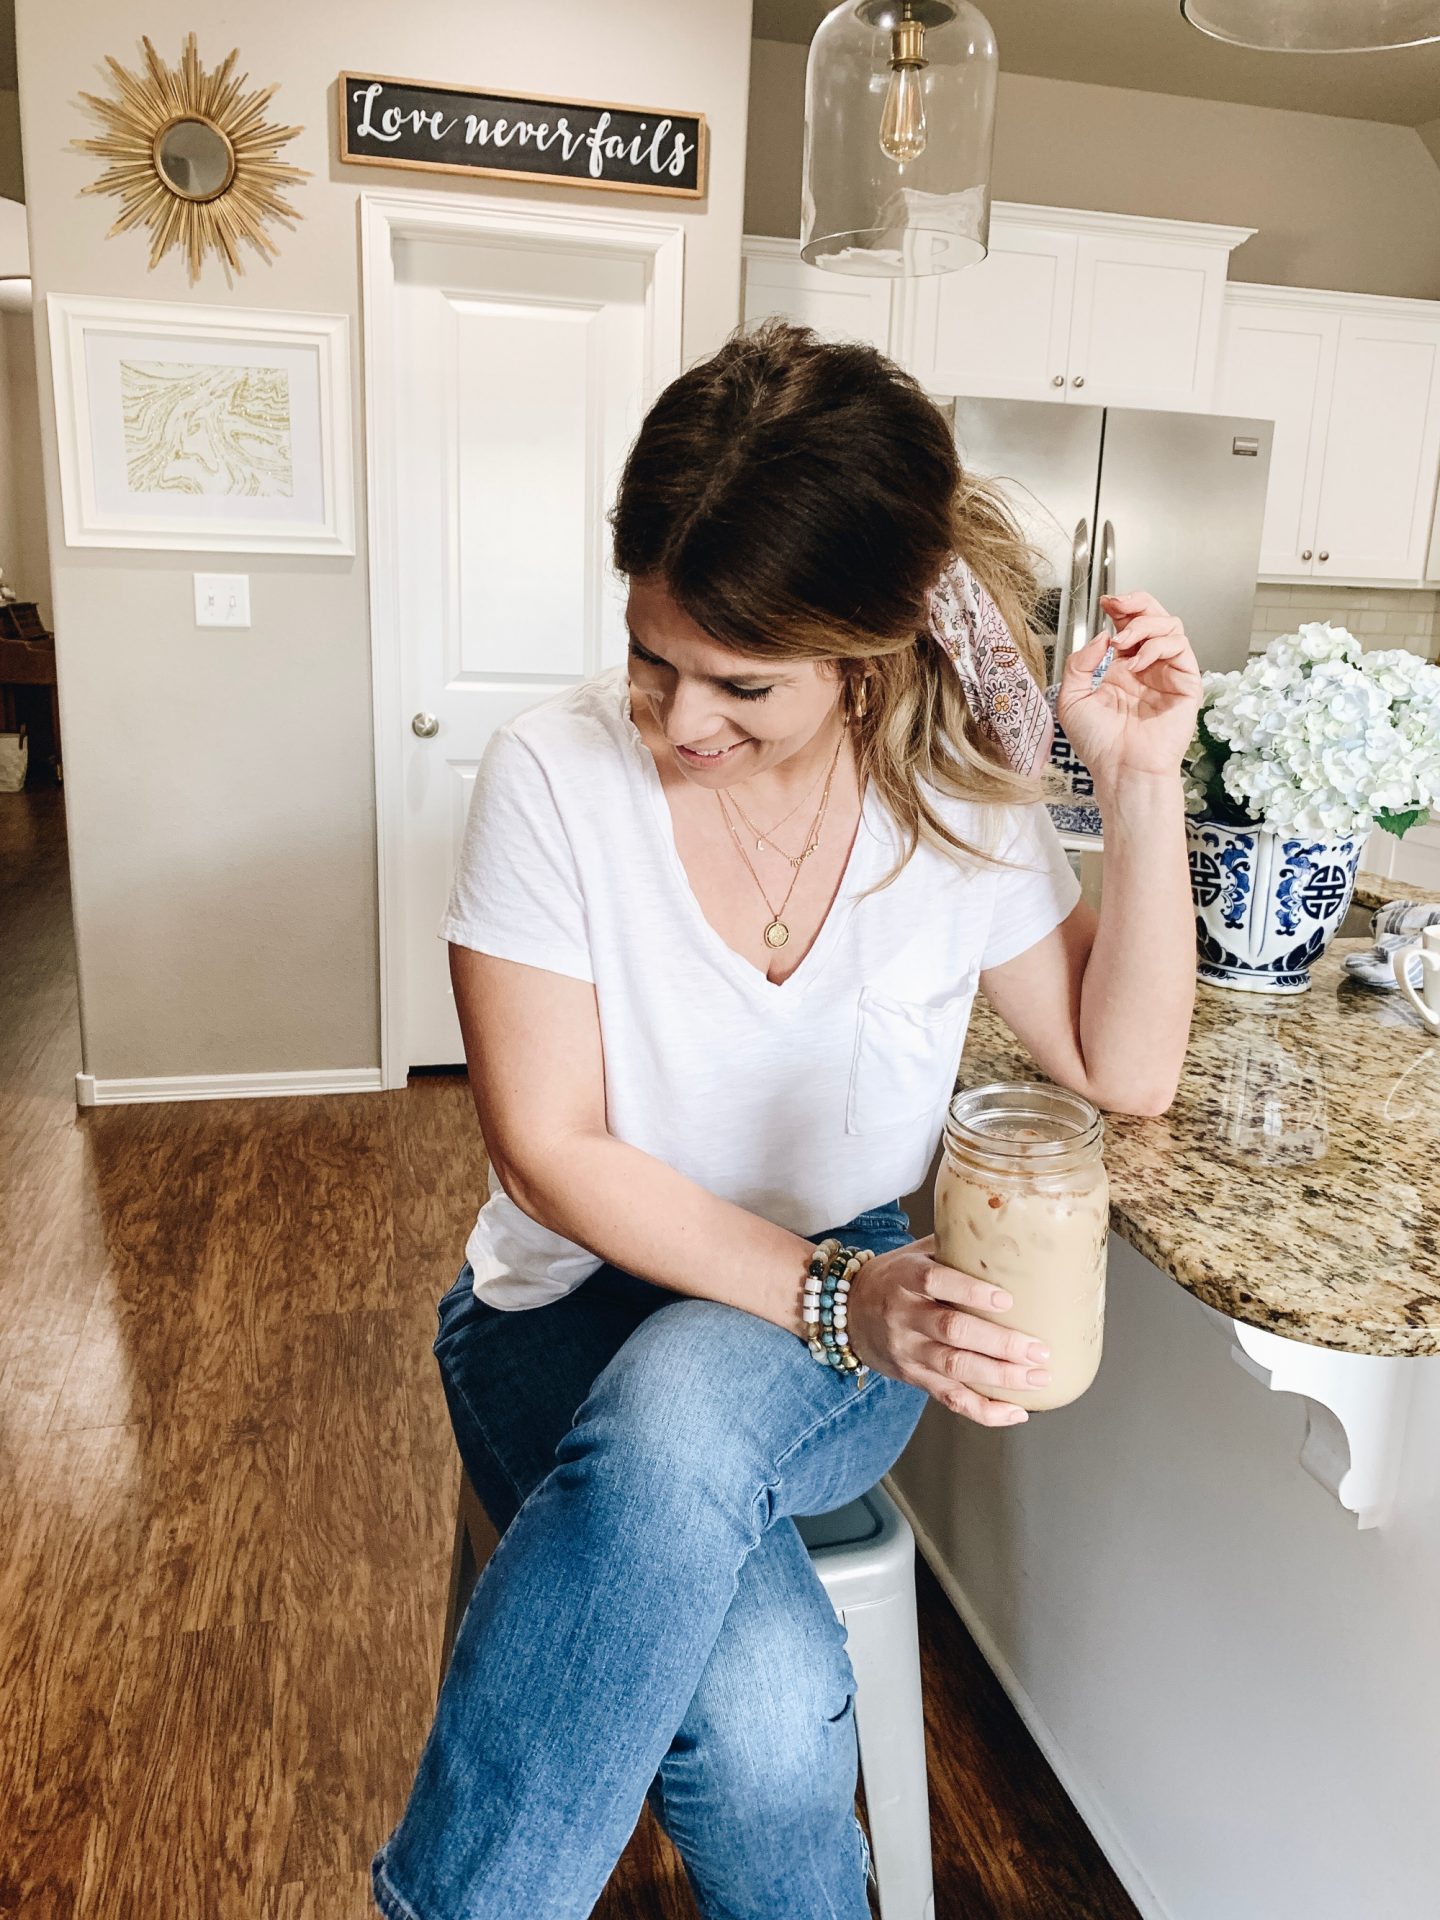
371, 1200, 928, 1920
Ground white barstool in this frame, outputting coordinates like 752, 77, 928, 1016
796, 1484, 937, 1920
442, 1474, 936, 1920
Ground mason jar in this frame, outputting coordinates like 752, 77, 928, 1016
934, 1081, 1109, 1411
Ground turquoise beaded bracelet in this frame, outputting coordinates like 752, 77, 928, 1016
803, 1237, 876, 1390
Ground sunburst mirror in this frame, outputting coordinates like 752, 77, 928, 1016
71, 33, 310, 284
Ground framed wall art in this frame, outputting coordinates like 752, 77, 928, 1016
46, 294, 354, 554
71, 33, 310, 284
337, 71, 706, 199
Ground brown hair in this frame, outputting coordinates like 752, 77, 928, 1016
608, 318, 1047, 892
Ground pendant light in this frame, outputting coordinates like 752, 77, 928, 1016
801, 2, 999, 277
1180, 0, 1440, 52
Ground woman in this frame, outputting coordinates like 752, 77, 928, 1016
372, 321, 1199, 1920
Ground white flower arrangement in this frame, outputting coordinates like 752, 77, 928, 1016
1183, 622, 1440, 840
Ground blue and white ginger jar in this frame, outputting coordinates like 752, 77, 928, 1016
1186, 818, 1364, 994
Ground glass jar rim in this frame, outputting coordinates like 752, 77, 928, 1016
944, 1079, 1105, 1160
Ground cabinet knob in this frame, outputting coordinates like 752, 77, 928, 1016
1301, 549, 1313, 561
411, 711, 440, 738
1072, 375, 1085, 388
1052, 374, 1065, 388
1318, 550, 1329, 562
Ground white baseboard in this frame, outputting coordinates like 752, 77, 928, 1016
881, 1474, 1172, 1920
74, 1067, 384, 1108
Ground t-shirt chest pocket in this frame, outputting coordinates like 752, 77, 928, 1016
845, 964, 980, 1136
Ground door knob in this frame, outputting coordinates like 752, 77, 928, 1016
1318, 551, 1329, 562
1052, 374, 1065, 388
411, 711, 439, 738
1301, 549, 1312, 561
1072, 375, 1085, 388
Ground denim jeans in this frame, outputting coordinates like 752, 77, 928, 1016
371, 1200, 928, 1920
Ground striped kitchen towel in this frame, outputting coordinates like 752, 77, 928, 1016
1342, 899, 1440, 991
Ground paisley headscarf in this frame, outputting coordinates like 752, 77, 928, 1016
926, 552, 1055, 777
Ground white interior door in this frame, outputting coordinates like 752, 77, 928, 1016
389, 229, 656, 1069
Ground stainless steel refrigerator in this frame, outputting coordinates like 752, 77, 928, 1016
936, 396, 1274, 682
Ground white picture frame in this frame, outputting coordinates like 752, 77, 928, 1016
46, 293, 355, 554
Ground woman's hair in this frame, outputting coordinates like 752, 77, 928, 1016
608, 319, 1048, 891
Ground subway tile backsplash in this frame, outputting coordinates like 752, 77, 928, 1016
1250, 583, 1438, 659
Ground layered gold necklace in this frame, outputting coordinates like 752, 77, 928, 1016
727, 755, 830, 856
715, 725, 847, 950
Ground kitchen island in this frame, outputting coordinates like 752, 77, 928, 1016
890, 935, 1440, 1920
957, 937, 1440, 1357
1353, 869, 1440, 913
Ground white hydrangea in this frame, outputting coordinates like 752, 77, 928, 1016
1183, 622, 1440, 838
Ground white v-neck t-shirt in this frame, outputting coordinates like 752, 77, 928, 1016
440, 664, 1081, 1308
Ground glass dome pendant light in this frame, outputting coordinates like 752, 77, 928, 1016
1180, 0, 1440, 52
801, 1, 1000, 278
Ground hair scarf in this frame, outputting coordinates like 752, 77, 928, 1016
925, 552, 1055, 777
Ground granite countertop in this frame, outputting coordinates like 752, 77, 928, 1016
1353, 871, 1440, 913
960, 938, 1440, 1357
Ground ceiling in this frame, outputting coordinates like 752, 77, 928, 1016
4, 3, 1437, 127
753, 0, 1440, 127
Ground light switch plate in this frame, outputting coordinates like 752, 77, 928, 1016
193, 572, 251, 628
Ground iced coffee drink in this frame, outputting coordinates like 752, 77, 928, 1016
934, 1082, 1110, 1411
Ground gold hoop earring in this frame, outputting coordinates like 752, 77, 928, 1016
852, 676, 869, 723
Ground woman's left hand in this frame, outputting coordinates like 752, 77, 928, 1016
1056, 591, 1203, 788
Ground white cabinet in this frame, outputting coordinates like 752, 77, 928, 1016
1217, 285, 1440, 586
741, 205, 1252, 414
1067, 223, 1246, 412
739, 236, 895, 353
1318, 312, 1440, 581
1215, 296, 1337, 577
892, 205, 1253, 412
891, 216, 1076, 402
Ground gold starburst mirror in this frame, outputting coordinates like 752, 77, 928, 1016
71, 33, 310, 283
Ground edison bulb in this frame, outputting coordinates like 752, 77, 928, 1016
879, 62, 927, 162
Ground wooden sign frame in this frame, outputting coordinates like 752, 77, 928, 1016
337, 71, 707, 200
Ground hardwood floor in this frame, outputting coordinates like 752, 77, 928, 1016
0, 787, 1139, 1920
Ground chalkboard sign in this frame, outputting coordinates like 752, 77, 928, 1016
338, 72, 706, 199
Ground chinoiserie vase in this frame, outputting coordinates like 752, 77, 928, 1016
1185, 818, 1365, 994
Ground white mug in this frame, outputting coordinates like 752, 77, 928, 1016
1393, 923, 1440, 1033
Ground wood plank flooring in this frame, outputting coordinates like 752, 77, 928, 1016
0, 787, 1139, 1919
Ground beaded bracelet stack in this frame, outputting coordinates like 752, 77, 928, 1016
803, 1237, 876, 1390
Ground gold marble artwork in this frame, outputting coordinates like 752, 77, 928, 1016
120, 360, 294, 498
961, 937, 1440, 1356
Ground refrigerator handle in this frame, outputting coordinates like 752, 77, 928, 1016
1054, 515, 1091, 687
1086, 518, 1116, 644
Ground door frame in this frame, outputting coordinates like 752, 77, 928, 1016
360, 187, 684, 1088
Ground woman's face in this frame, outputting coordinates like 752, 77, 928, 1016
624, 575, 845, 787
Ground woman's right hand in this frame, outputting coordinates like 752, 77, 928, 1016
845, 1234, 1051, 1427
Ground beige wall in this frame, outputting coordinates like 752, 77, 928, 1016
747, 41, 1440, 300
16, 0, 753, 1083
0, 304, 52, 628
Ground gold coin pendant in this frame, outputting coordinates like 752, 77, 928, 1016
764, 920, 790, 949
